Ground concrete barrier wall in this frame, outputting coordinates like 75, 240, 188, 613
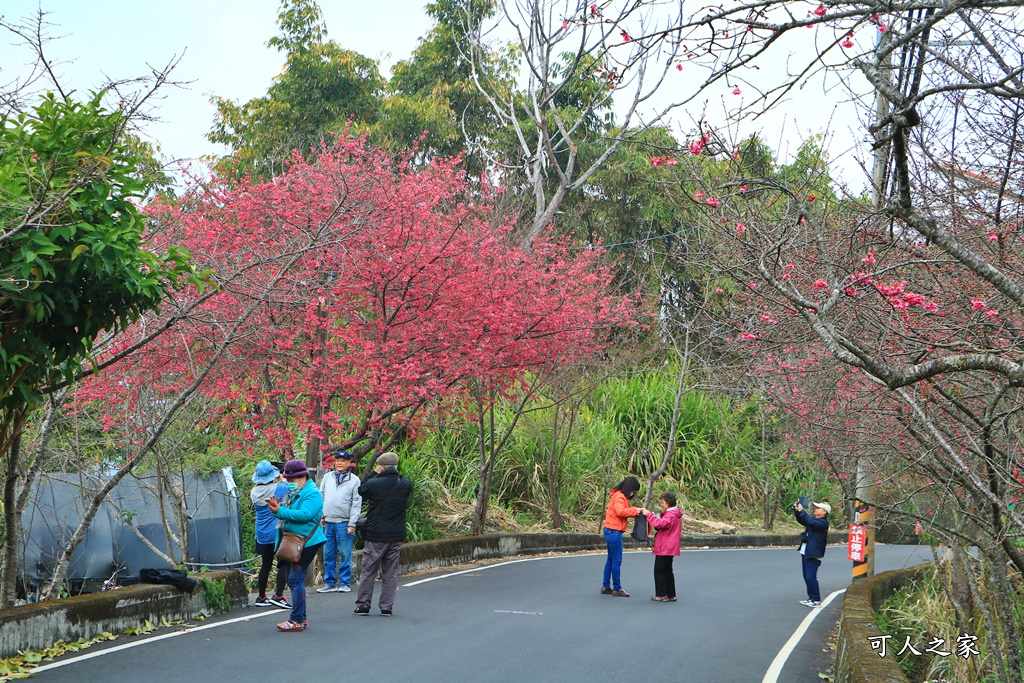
834, 564, 930, 683
353, 530, 848, 580
0, 570, 248, 659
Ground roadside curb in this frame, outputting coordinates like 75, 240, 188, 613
835, 564, 927, 683
0, 570, 247, 659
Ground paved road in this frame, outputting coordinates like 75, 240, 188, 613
31, 544, 932, 683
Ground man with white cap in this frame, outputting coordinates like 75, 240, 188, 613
793, 500, 831, 607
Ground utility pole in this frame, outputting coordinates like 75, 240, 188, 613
853, 30, 893, 582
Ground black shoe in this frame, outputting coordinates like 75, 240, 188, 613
354, 605, 370, 615
267, 595, 290, 609
380, 609, 392, 617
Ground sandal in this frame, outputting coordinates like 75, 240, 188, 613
276, 620, 306, 632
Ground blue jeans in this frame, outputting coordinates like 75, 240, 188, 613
802, 555, 822, 602
603, 528, 624, 591
288, 562, 308, 623
323, 522, 355, 588
286, 542, 322, 624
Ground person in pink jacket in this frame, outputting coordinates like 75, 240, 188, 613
646, 492, 683, 602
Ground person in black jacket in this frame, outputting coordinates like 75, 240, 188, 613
354, 452, 412, 617
793, 500, 831, 607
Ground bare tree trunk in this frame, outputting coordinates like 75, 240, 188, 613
472, 401, 495, 536
471, 382, 536, 535
122, 518, 178, 567
546, 403, 563, 530
1, 424, 24, 607
1, 392, 65, 607
644, 325, 691, 509
759, 398, 773, 531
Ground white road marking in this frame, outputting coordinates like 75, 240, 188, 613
494, 610, 542, 615
402, 554, 604, 587
761, 588, 846, 683
20, 609, 281, 677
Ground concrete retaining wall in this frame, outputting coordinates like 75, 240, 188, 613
0, 570, 248, 659
834, 564, 929, 683
352, 530, 848, 579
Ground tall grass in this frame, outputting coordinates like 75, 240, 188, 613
410, 369, 775, 533
877, 563, 1023, 683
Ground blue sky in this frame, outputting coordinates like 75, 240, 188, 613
0, 0, 432, 164
1, 1, 871, 188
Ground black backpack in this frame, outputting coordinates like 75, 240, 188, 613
630, 514, 650, 543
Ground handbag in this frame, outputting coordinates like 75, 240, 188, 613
275, 516, 321, 563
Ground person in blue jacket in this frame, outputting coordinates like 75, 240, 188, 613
267, 459, 326, 632
793, 500, 831, 607
250, 460, 289, 608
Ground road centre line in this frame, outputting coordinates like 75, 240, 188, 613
761, 588, 846, 683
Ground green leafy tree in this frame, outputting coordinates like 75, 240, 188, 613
373, 0, 505, 174
0, 92, 194, 607
207, 0, 384, 179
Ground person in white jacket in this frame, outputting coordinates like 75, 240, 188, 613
317, 449, 362, 593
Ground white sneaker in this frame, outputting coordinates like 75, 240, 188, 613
799, 599, 821, 607
338, 585, 351, 593
316, 585, 339, 593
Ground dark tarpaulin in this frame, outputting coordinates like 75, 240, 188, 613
18, 468, 242, 595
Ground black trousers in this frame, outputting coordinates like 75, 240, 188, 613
255, 541, 288, 598
653, 555, 676, 598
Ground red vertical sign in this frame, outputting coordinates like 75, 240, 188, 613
848, 524, 867, 562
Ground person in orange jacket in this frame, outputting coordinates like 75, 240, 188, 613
601, 476, 647, 597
